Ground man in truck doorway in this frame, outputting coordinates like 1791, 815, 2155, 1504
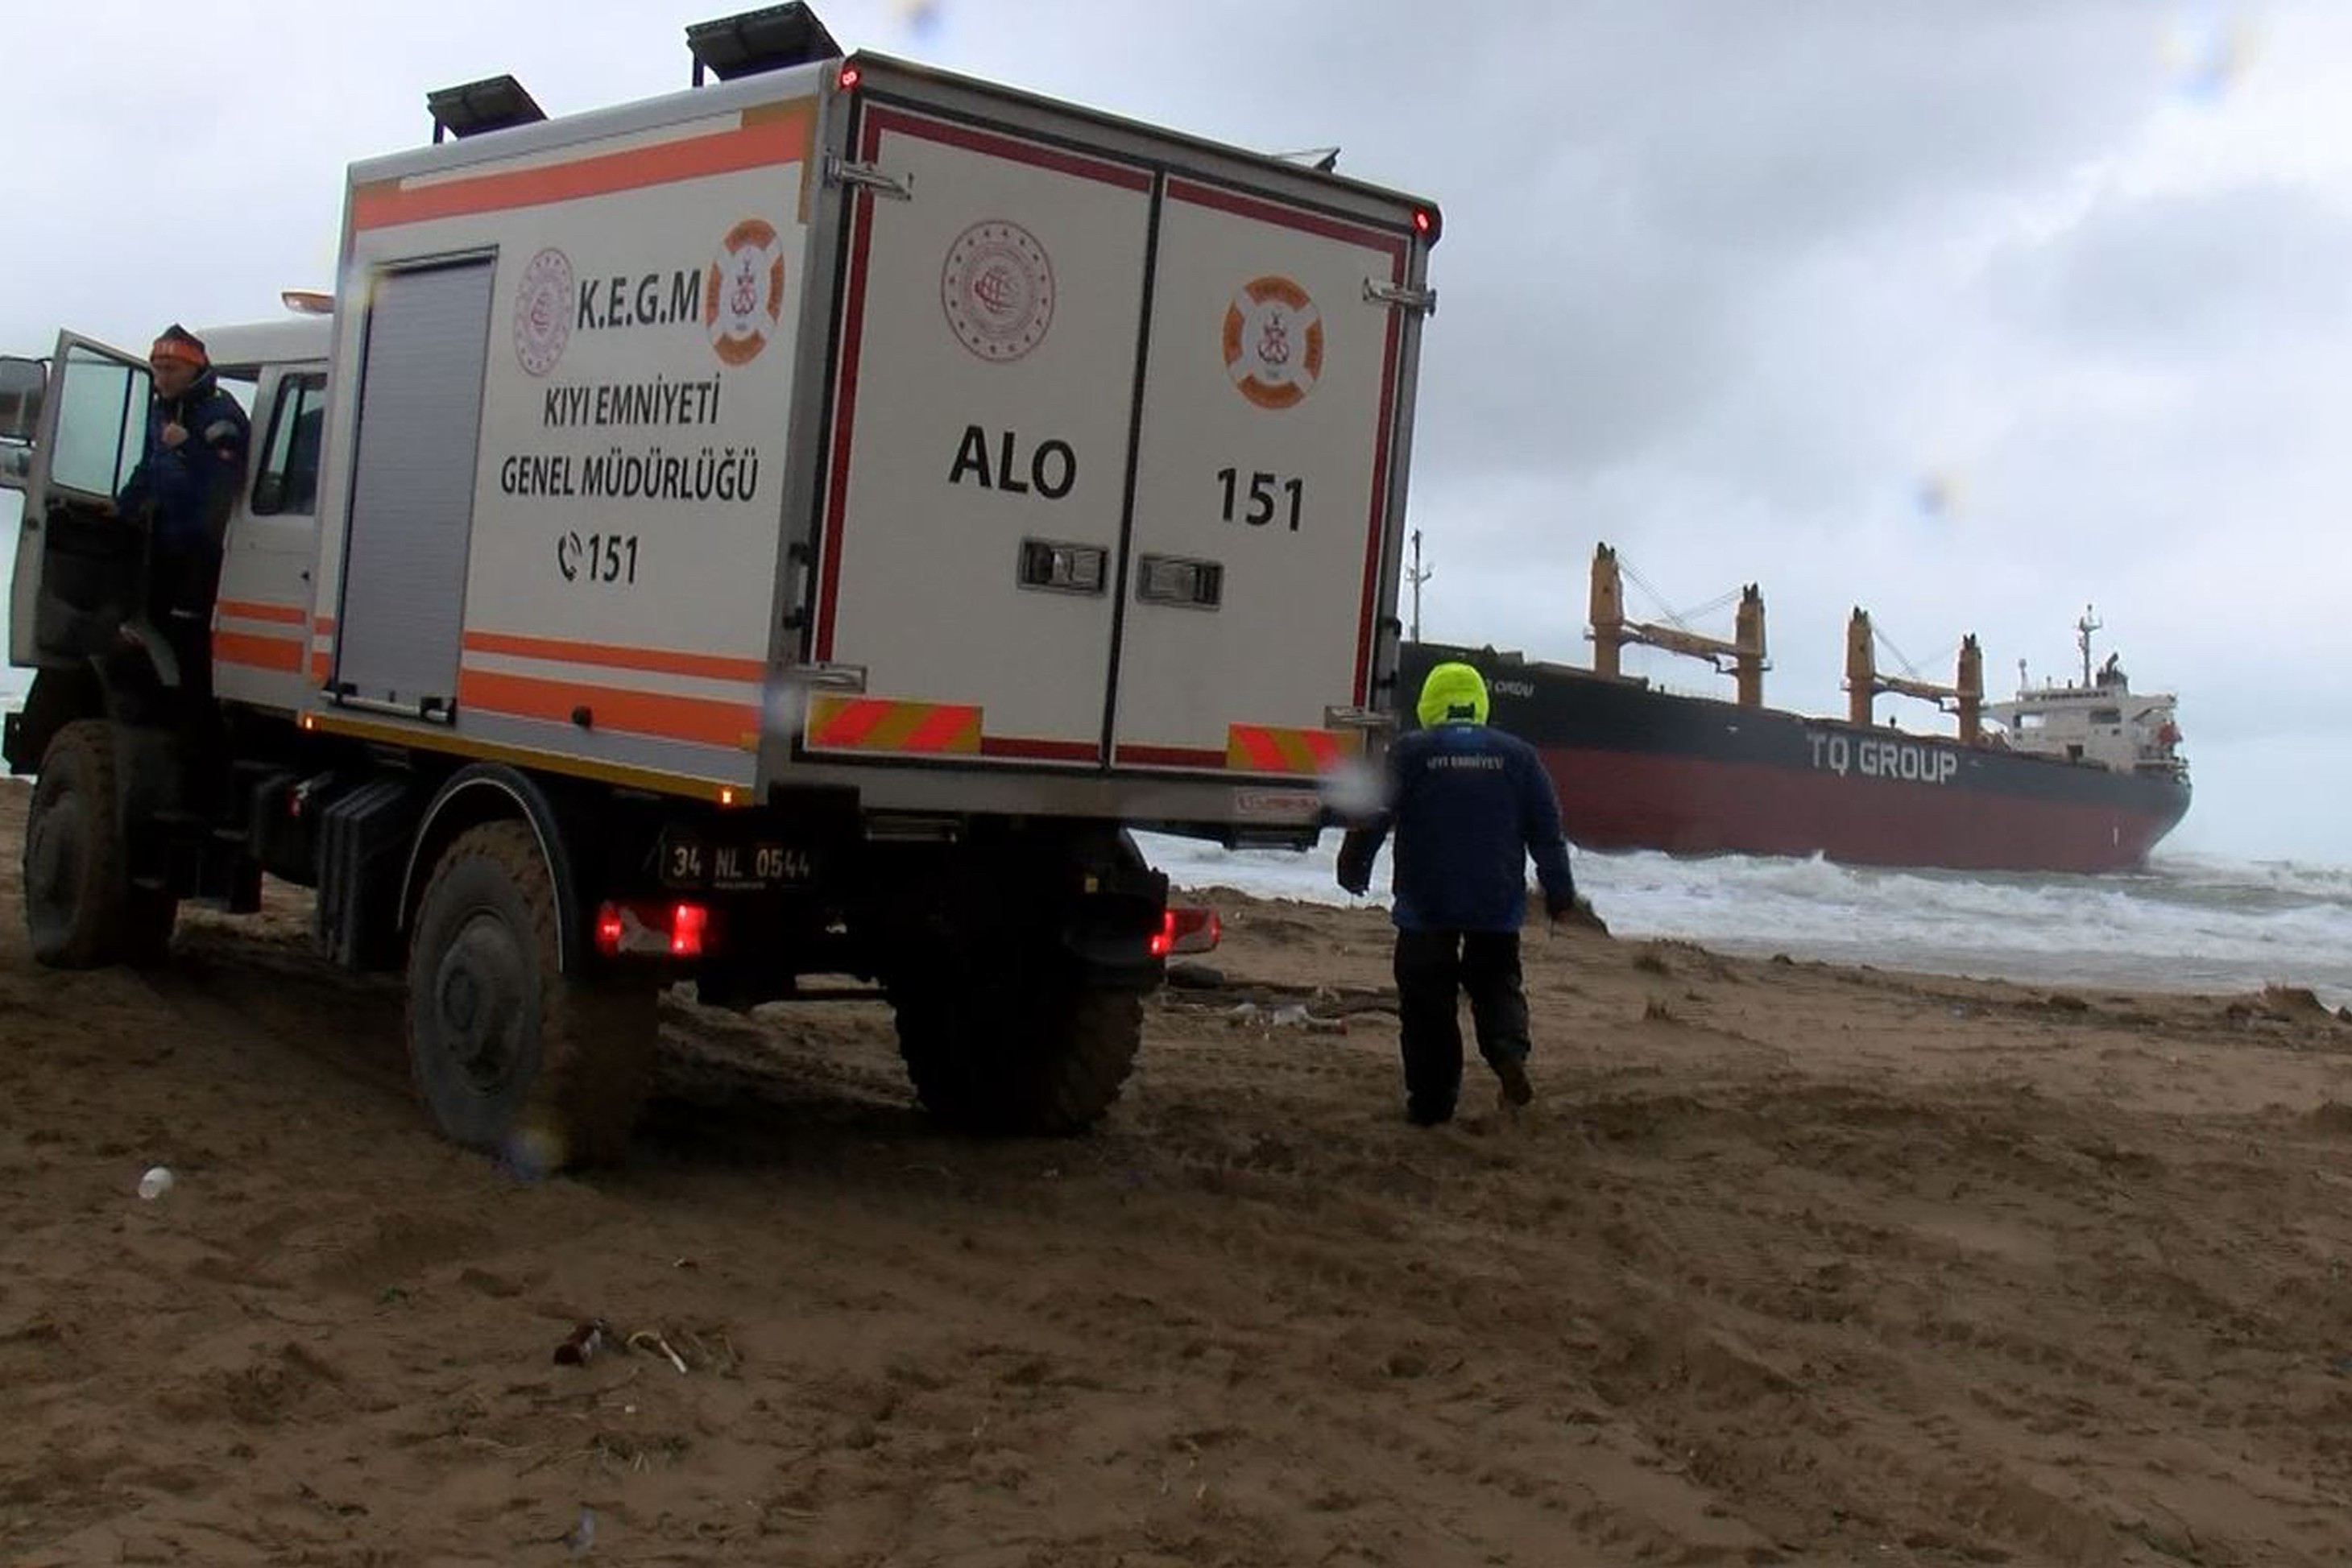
118, 323, 249, 705
1337, 661, 1596, 1126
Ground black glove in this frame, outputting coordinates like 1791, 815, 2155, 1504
1335, 831, 1376, 896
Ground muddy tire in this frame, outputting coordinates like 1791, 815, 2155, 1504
404, 821, 656, 1169
889, 959, 1145, 1136
22, 719, 177, 969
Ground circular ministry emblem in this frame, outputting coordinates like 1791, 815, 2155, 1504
942, 220, 1054, 362
512, 247, 573, 377
1223, 275, 1323, 409
706, 217, 787, 366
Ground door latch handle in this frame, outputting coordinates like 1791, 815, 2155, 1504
1135, 555, 1222, 610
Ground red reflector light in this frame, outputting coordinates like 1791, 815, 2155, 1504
1412, 209, 1432, 234
1157, 905, 1221, 958
594, 900, 711, 959
838, 64, 861, 90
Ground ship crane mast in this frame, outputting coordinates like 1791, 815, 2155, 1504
1586, 544, 1769, 707
1845, 607, 1984, 742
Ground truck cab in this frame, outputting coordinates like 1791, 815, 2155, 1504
1, 315, 330, 767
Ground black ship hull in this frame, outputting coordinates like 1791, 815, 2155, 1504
1398, 643, 2192, 875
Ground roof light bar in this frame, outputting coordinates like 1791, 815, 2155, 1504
686, 4, 843, 85
424, 74, 546, 143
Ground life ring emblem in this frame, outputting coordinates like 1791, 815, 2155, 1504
1223, 275, 1323, 409
706, 218, 786, 366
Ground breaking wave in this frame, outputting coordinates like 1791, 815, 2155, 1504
1136, 832, 2352, 1008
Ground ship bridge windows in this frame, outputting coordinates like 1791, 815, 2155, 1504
2089, 708, 2122, 725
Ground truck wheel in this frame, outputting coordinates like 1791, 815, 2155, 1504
404, 821, 656, 1169
888, 959, 1145, 1135
22, 718, 176, 969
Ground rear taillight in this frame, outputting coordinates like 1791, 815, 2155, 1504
1155, 905, 1220, 958
594, 900, 713, 958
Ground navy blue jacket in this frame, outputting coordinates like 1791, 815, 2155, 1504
118, 373, 249, 556
1337, 722, 1578, 933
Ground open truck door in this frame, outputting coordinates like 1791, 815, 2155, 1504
3, 333, 155, 672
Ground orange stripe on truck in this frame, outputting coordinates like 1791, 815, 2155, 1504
215, 598, 308, 626
807, 696, 982, 755
213, 631, 304, 673
1225, 723, 1357, 776
458, 670, 758, 750
352, 108, 813, 231
460, 630, 766, 685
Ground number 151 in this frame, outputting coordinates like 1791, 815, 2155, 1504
1217, 467, 1303, 532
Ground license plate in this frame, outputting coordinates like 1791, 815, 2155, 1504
658, 830, 818, 892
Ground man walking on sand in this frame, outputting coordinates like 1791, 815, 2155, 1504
1337, 661, 1596, 1126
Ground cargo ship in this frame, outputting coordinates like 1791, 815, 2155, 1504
1394, 545, 2191, 875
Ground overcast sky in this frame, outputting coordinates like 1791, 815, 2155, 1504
6, 1, 2345, 861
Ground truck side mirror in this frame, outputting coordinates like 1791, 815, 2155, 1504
0, 356, 45, 445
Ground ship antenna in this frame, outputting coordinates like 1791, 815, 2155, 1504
2077, 603, 2101, 686
1406, 528, 1433, 641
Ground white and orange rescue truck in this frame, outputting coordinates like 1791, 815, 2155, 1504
0, 6, 1439, 1167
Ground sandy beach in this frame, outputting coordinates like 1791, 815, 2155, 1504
5, 776, 2352, 1566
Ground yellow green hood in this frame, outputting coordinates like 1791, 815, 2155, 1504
1416, 662, 1489, 727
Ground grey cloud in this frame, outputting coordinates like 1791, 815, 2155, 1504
1613, 3, 2167, 248
1996, 182, 2352, 354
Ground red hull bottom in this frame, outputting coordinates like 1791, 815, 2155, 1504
1546, 747, 2183, 875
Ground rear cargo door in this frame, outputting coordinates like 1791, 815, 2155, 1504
810, 105, 1153, 766
1109, 181, 1414, 779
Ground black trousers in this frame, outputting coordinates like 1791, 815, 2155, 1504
1393, 929, 1530, 1123
147, 543, 222, 769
